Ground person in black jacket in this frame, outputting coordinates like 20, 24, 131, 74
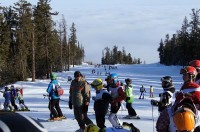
91, 78, 113, 130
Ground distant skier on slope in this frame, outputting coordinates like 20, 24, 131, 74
139, 85, 146, 99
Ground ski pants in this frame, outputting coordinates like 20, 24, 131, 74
48, 98, 63, 118
11, 97, 18, 110
108, 102, 121, 127
74, 105, 93, 129
126, 103, 137, 116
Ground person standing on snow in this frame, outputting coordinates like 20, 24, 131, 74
176, 66, 200, 107
46, 73, 65, 121
10, 85, 18, 110
91, 78, 113, 130
16, 87, 29, 111
124, 78, 139, 119
151, 76, 175, 113
68, 71, 93, 132
108, 73, 126, 127
3, 86, 14, 112
139, 85, 146, 99
149, 85, 154, 98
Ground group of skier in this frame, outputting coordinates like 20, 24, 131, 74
66, 71, 140, 132
152, 60, 200, 132
4, 59, 200, 132
2, 84, 29, 112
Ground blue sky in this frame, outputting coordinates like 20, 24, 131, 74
1, 0, 200, 64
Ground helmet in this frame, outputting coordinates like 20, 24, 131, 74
5, 86, 10, 91
125, 78, 132, 85
91, 78, 103, 90
173, 97, 197, 131
10, 85, 14, 89
180, 66, 197, 76
161, 76, 173, 88
110, 73, 118, 85
173, 108, 195, 131
189, 60, 200, 73
84, 124, 100, 132
74, 71, 82, 78
50, 73, 56, 80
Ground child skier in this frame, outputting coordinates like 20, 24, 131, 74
108, 73, 126, 127
91, 78, 113, 130
124, 78, 139, 119
139, 85, 146, 99
3, 86, 14, 112
10, 85, 18, 110
16, 87, 29, 111
149, 85, 154, 98
151, 76, 175, 113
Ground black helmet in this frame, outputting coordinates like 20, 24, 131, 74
161, 76, 173, 89
74, 71, 82, 77
125, 78, 132, 85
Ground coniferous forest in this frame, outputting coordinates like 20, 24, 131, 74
0, 0, 85, 86
157, 9, 200, 66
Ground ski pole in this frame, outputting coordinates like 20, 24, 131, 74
43, 94, 68, 102
152, 104, 154, 132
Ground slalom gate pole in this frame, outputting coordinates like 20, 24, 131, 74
152, 105, 154, 132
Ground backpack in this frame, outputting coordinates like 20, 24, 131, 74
55, 84, 64, 96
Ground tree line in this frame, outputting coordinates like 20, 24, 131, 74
158, 9, 200, 66
0, 0, 84, 86
101, 45, 142, 65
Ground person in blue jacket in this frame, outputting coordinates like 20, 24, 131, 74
46, 73, 65, 121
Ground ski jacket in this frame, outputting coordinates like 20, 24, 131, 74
3, 91, 11, 104
11, 88, 17, 98
17, 91, 24, 101
179, 82, 200, 107
124, 84, 134, 103
150, 87, 153, 93
46, 80, 60, 99
159, 90, 173, 106
109, 85, 126, 104
140, 87, 146, 92
69, 78, 91, 107
94, 88, 113, 114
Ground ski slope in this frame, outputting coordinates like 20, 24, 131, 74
0, 63, 183, 132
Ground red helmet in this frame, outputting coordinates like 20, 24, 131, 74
189, 60, 200, 73
180, 66, 197, 76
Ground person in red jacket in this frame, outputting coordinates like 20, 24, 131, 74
176, 66, 200, 109
189, 60, 200, 84
108, 73, 126, 127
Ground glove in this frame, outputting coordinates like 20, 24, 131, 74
126, 97, 130, 102
68, 101, 72, 109
151, 99, 159, 106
